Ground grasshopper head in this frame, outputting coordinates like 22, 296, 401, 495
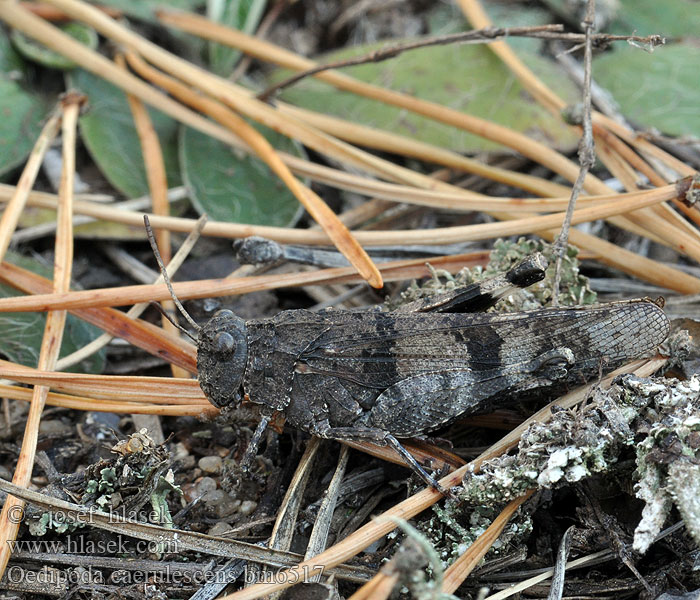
197, 310, 247, 409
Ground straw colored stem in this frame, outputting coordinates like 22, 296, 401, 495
4, 180, 689, 247
442, 491, 535, 593
0, 260, 197, 372
262, 102, 573, 198
457, 0, 565, 113
5, 181, 699, 293
595, 141, 700, 258
117, 61, 383, 290
594, 113, 697, 178
0, 186, 682, 313
116, 52, 186, 378
0, 384, 215, 417
0, 177, 649, 216
0, 94, 81, 578
19, 1, 121, 19
0, 360, 205, 402
155, 8, 603, 190
55, 216, 206, 372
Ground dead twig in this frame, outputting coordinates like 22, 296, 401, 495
0, 92, 84, 579
552, 0, 597, 306
546, 526, 575, 600
258, 24, 663, 102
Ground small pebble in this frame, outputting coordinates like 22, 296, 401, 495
208, 522, 231, 536
239, 500, 257, 516
178, 455, 196, 470
199, 455, 223, 474
196, 477, 217, 495
204, 490, 240, 517
39, 420, 71, 436
181, 483, 197, 503
203, 489, 225, 505
172, 442, 190, 461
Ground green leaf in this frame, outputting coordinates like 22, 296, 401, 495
0, 252, 106, 374
482, 2, 554, 53
594, 44, 700, 137
179, 123, 304, 226
0, 74, 49, 178
609, 0, 700, 38
11, 22, 97, 70
270, 41, 580, 153
0, 30, 26, 74
207, 0, 267, 76
67, 69, 181, 198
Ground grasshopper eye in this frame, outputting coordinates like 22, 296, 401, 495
215, 331, 235, 353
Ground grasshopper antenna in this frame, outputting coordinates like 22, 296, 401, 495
149, 301, 197, 342
144, 214, 201, 336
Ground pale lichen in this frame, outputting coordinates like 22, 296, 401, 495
419, 500, 533, 567
628, 375, 700, 553
460, 389, 633, 506
455, 373, 700, 555
385, 238, 596, 312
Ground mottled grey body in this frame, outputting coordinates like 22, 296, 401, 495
196, 254, 670, 492
244, 301, 667, 438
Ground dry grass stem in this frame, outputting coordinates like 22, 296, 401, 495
2, 177, 676, 217
0, 360, 205, 402
0, 261, 198, 372
115, 52, 186, 378
0, 178, 690, 313
5, 180, 700, 293
441, 491, 535, 593
278, 105, 573, 198
19, 1, 121, 19
116, 63, 383, 290
55, 216, 207, 371
0, 383, 214, 417
154, 8, 603, 189
0, 93, 83, 578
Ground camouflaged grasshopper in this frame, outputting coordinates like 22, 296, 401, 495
190, 253, 670, 495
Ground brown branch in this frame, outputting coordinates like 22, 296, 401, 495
552, 0, 597, 306
258, 24, 664, 101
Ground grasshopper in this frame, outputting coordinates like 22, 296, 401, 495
191, 253, 669, 495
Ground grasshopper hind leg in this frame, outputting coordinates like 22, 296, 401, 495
307, 419, 458, 499
384, 434, 458, 499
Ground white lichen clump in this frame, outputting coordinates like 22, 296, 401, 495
629, 376, 700, 553
460, 374, 700, 555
